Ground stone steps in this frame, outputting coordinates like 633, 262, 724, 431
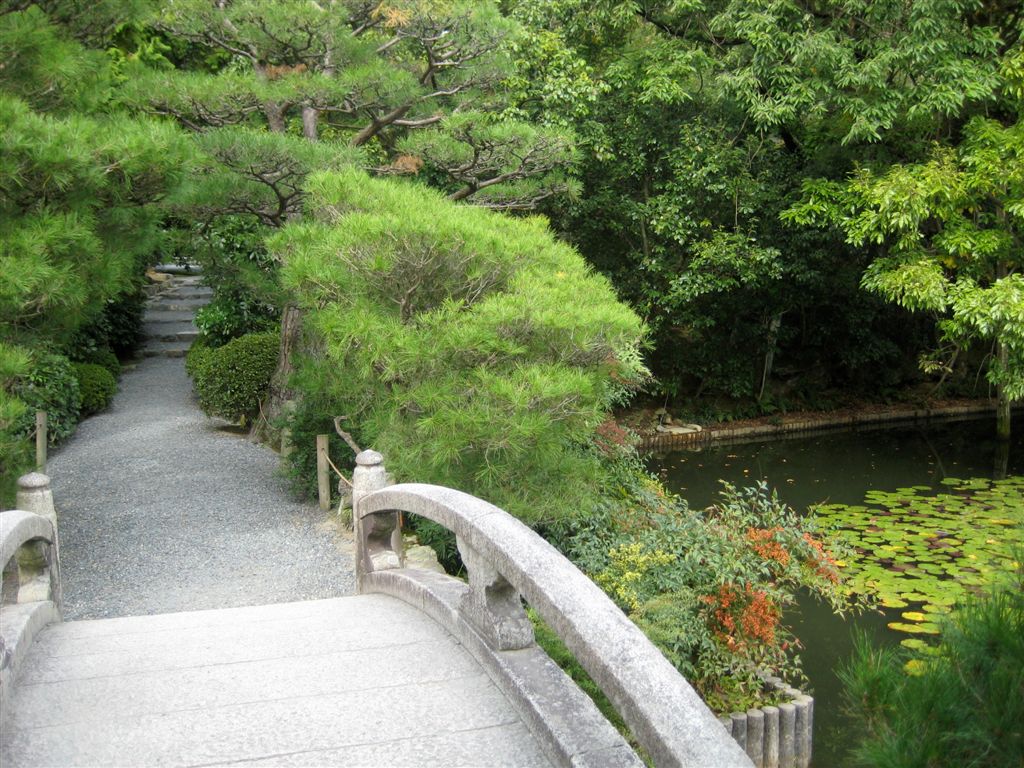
142, 342, 190, 358
148, 299, 209, 312
140, 272, 210, 358
144, 327, 199, 343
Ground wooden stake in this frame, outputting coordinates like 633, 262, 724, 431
35, 411, 47, 473
316, 434, 330, 511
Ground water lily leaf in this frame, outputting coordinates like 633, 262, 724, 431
887, 622, 939, 634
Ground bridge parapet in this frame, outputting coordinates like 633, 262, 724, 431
354, 450, 754, 768
1, 474, 62, 727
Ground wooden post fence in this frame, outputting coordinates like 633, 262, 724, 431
316, 434, 330, 511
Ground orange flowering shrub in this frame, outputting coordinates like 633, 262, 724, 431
746, 526, 792, 566
558, 473, 856, 713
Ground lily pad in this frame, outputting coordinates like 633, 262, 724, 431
812, 474, 1023, 640
887, 622, 940, 634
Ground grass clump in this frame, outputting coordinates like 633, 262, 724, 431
840, 565, 1024, 767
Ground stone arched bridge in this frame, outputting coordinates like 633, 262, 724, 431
1, 454, 759, 767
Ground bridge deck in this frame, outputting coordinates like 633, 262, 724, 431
1, 595, 553, 767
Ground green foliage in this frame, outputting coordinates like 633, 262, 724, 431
195, 296, 278, 348
840, 567, 1024, 767
277, 167, 647, 525
397, 111, 580, 209
189, 331, 279, 424
553, 464, 854, 714
0, 343, 33, 507
72, 362, 116, 416
506, 0, 1020, 409
788, 117, 1024, 411
275, 381, 341, 499
12, 353, 81, 445
78, 348, 121, 379
69, 287, 147, 359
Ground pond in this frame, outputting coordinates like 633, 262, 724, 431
646, 416, 1024, 768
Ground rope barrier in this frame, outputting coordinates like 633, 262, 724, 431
323, 452, 352, 487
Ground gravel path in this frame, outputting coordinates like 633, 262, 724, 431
49, 352, 355, 620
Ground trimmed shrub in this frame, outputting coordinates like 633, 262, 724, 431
13, 353, 81, 444
184, 334, 212, 379
195, 293, 278, 347
80, 348, 121, 379
72, 362, 116, 416
189, 331, 279, 424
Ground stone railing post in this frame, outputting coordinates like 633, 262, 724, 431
456, 536, 534, 651
16, 473, 55, 527
14, 473, 60, 610
352, 450, 401, 584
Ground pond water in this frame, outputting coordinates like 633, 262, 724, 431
646, 416, 1024, 768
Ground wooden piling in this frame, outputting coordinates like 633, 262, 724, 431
35, 411, 47, 472
316, 434, 330, 511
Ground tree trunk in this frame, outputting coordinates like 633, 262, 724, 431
993, 436, 1010, 480
996, 367, 1011, 442
264, 102, 287, 133
302, 106, 319, 141
758, 312, 783, 403
264, 304, 304, 435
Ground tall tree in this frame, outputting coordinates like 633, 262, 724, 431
508, 0, 1020, 410
0, 2, 195, 503
788, 117, 1024, 437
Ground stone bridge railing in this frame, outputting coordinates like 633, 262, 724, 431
0, 474, 61, 726
352, 450, 754, 768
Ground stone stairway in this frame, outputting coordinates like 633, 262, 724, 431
141, 273, 210, 358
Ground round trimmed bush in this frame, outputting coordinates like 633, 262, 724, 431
82, 348, 121, 379
184, 335, 213, 379
189, 331, 279, 424
72, 362, 117, 416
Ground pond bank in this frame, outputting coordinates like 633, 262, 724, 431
628, 399, 1016, 452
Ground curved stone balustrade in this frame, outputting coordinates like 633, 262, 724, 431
354, 450, 754, 768
1, 498, 62, 727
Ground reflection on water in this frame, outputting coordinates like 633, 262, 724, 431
646, 416, 1022, 768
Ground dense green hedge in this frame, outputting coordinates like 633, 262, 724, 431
72, 362, 116, 416
188, 331, 279, 424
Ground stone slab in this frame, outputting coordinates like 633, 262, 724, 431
147, 299, 209, 311
2, 595, 553, 767
141, 342, 190, 358
200, 723, 552, 767
143, 310, 198, 324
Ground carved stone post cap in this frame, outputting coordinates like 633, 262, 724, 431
17, 472, 50, 491
355, 450, 384, 467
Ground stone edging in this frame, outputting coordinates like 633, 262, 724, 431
720, 677, 812, 768
638, 403, 1006, 452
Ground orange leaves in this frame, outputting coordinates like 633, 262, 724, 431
803, 532, 840, 583
746, 526, 792, 566
703, 583, 781, 653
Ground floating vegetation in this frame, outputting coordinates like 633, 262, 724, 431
812, 476, 1024, 636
